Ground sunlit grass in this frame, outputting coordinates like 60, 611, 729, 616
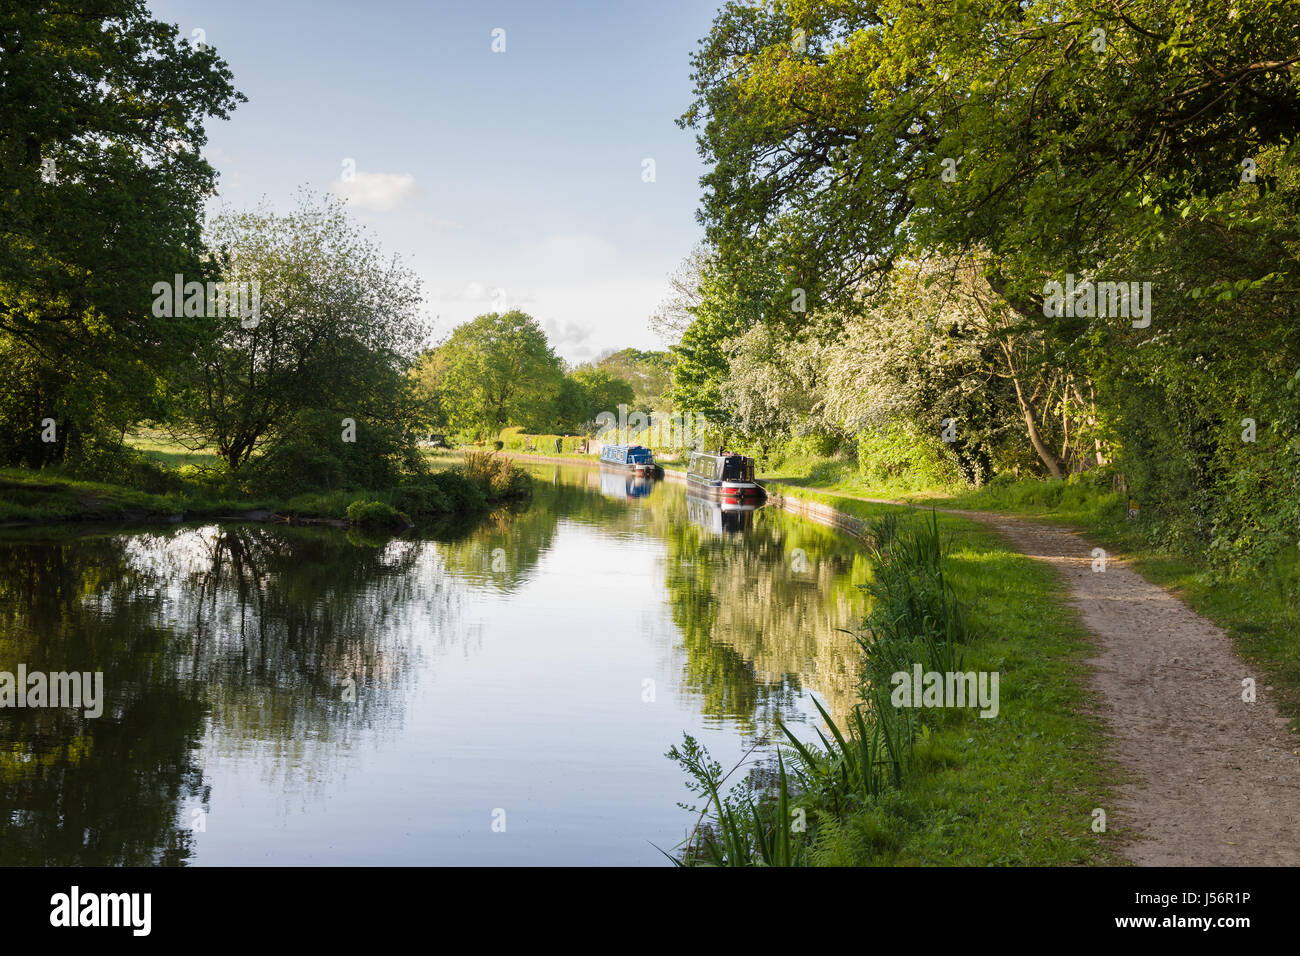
126, 429, 218, 470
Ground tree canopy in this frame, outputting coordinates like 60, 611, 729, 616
0, 0, 244, 465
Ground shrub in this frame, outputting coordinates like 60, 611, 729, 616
428, 469, 487, 512
394, 482, 450, 520
345, 499, 409, 529
856, 420, 963, 491
243, 408, 425, 496
461, 451, 531, 499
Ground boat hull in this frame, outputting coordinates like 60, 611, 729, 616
600, 460, 661, 478
686, 476, 765, 502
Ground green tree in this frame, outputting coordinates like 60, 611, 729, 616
683, 0, 1300, 307
588, 349, 671, 413
174, 193, 426, 482
0, 0, 244, 466
435, 311, 565, 438
568, 367, 635, 427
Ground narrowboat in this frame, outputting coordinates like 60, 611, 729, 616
686, 451, 764, 503
599, 443, 661, 476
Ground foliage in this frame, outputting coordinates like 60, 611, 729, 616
0, 0, 244, 468
459, 452, 532, 499
174, 193, 426, 476
423, 311, 565, 439
669, 0, 1300, 567
345, 499, 409, 529
585, 348, 673, 413
563, 367, 635, 430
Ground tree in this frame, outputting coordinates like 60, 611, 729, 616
434, 311, 565, 438
408, 348, 451, 432
564, 367, 635, 430
682, 0, 1300, 307
175, 193, 426, 479
667, 256, 779, 419
651, 246, 710, 343
587, 349, 671, 413
0, 0, 244, 465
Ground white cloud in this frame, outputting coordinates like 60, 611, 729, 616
330, 170, 422, 211
542, 317, 595, 350
429, 283, 537, 309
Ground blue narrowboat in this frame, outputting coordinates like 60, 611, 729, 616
599, 443, 660, 476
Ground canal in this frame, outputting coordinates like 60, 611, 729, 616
0, 462, 869, 865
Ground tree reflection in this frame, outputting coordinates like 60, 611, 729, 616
0, 532, 206, 864
0, 519, 471, 865
0, 464, 869, 864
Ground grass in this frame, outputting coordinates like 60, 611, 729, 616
872, 511, 1125, 864
0, 467, 250, 522
127, 428, 219, 470
670, 503, 1124, 866
2, 435, 532, 527
756, 450, 957, 500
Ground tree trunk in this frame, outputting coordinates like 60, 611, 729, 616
1009, 361, 1064, 478
997, 337, 1064, 478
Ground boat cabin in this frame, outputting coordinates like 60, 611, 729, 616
600, 444, 655, 467
687, 451, 755, 484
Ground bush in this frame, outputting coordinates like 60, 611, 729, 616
243, 408, 426, 496
499, 426, 528, 450
428, 469, 488, 512
394, 482, 450, 520
461, 452, 531, 499
345, 499, 409, 529
856, 421, 963, 491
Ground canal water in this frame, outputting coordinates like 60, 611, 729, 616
0, 463, 869, 865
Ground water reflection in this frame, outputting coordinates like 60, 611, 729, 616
685, 493, 757, 535
0, 463, 867, 864
599, 469, 655, 500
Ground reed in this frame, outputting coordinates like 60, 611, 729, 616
667, 509, 972, 866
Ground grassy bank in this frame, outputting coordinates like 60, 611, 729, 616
672, 501, 1123, 866
0, 447, 530, 529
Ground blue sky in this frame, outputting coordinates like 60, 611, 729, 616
148, 0, 719, 362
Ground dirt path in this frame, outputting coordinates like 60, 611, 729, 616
950, 509, 1300, 866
